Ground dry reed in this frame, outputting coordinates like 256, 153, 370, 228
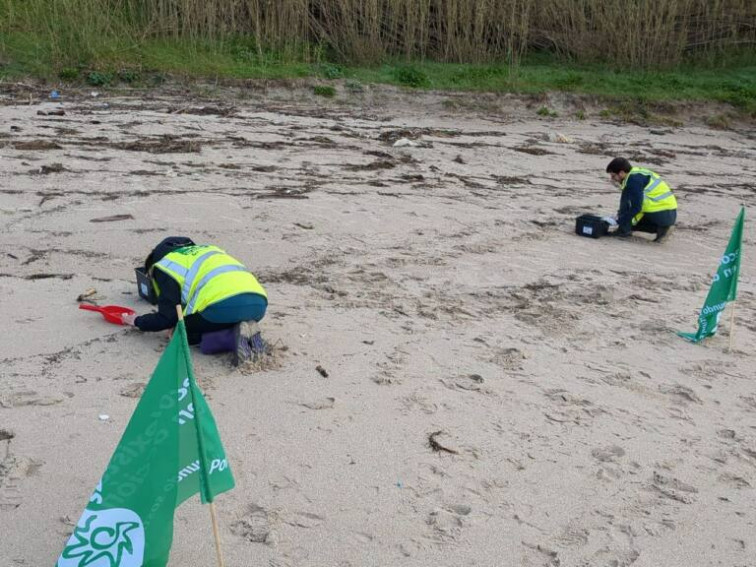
1, 0, 754, 67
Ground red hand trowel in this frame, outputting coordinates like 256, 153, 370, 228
79, 303, 135, 325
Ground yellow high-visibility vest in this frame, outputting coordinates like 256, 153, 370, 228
151, 245, 267, 315
621, 167, 677, 225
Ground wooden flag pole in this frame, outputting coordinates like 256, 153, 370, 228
209, 502, 226, 567
175, 305, 226, 567
728, 302, 737, 353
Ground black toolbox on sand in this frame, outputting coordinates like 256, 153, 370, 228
135, 266, 158, 304
575, 214, 610, 239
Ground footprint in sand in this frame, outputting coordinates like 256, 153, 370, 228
487, 347, 526, 371
372, 347, 407, 385
282, 511, 325, 530
231, 503, 276, 544
426, 507, 465, 543
557, 524, 590, 547
591, 445, 626, 463
521, 541, 560, 567
299, 397, 335, 410
399, 391, 439, 415
543, 388, 607, 425
718, 473, 751, 489
0, 445, 44, 510
649, 471, 698, 504
592, 445, 630, 481
119, 382, 146, 398
440, 374, 494, 396
659, 384, 702, 405
590, 546, 640, 567
739, 395, 756, 412
352, 531, 374, 544
0, 390, 65, 408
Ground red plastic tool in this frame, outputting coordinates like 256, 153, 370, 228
79, 303, 136, 325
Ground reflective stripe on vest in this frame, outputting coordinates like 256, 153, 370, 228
642, 176, 673, 202
152, 245, 267, 315
156, 258, 189, 278
181, 250, 222, 304
622, 167, 676, 225
185, 264, 248, 315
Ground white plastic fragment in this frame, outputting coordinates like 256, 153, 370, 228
393, 138, 418, 147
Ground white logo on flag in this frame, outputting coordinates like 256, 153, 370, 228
57, 508, 145, 567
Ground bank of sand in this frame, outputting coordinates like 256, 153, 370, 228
1, 84, 755, 566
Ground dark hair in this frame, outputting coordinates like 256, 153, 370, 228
145, 236, 195, 271
606, 157, 632, 174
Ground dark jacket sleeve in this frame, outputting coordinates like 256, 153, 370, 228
134, 270, 181, 332
617, 173, 647, 234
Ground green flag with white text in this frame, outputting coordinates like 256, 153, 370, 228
679, 207, 745, 343
56, 320, 234, 567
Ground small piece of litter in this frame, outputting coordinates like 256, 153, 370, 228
393, 138, 418, 148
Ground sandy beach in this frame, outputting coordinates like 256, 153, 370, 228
1, 82, 755, 566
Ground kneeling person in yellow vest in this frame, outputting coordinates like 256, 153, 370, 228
606, 157, 677, 243
122, 236, 268, 366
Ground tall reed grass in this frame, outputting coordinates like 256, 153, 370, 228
1, 0, 754, 69
533, 0, 755, 67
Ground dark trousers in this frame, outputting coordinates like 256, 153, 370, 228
185, 315, 238, 345
185, 293, 267, 344
632, 209, 677, 234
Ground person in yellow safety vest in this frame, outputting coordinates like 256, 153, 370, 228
121, 236, 268, 366
606, 157, 677, 243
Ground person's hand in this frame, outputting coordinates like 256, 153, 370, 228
121, 313, 137, 326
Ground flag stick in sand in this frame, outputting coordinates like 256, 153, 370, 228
728, 302, 736, 353
175, 305, 226, 567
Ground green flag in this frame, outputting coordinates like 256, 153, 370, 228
679, 207, 745, 343
56, 320, 234, 567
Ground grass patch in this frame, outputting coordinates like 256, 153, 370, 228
86, 70, 113, 86
316, 63, 344, 79
348, 58, 755, 115
138, 40, 313, 80
344, 79, 364, 93
536, 106, 558, 117
1, 33, 753, 115
706, 113, 733, 129
313, 85, 336, 98
390, 65, 430, 88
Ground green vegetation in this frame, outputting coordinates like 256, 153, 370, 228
537, 106, 558, 118
86, 71, 113, 87
3, 0, 753, 67
706, 114, 733, 129
317, 63, 344, 80
344, 79, 364, 94
348, 60, 756, 114
391, 66, 430, 88
313, 85, 336, 98
0, 0, 754, 114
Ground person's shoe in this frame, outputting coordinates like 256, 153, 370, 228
654, 225, 674, 243
609, 229, 631, 238
246, 321, 267, 360
233, 322, 254, 367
